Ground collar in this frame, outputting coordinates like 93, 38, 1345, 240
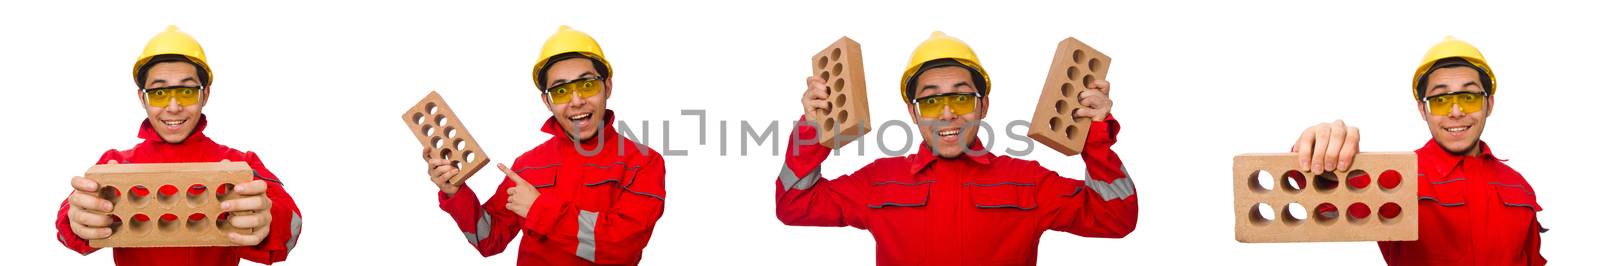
1416, 139, 1497, 178
908, 139, 995, 174
137, 114, 211, 144
540, 109, 621, 151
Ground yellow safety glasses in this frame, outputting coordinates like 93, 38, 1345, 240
546, 77, 603, 105
143, 86, 204, 107
914, 92, 980, 119
1422, 91, 1488, 115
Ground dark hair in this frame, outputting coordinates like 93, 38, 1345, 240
136, 54, 209, 90
1416, 57, 1492, 100
537, 52, 610, 91
904, 58, 986, 102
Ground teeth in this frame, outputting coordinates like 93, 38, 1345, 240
1445, 127, 1467, 132
938, 129, 960, 136
569, 113, 591, 120
161, 120, 184, 126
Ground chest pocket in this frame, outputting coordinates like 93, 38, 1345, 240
578, 163, 634, 209
868, 180, 932, 208
966, 182, 1038, 210
517, 164, 559, 189
1419, 177, 1467, 207
1493, 183, 1541, 212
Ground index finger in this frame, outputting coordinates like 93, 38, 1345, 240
71, 176, 100, 193
233, 180, 269, 196
499, 163, 532, 188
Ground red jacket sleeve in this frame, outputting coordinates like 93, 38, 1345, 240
439, 175, 524, 257
234, 152, 303, 264
774, 115, 874, 229
55, 150, 127, 255
521, 154, 667, 264
1038, 115, 1138, 238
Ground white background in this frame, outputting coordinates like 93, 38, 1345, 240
2, 0, 1595, 265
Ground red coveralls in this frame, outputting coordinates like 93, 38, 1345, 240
775, 114, 1137, 265
439, 110, 666, 265
1316, 140, 1545, 265
55, 116, 304, 265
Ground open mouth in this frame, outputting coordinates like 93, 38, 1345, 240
159, 118, 189, 130
936, 127, 962, 143
568, 112, 593, 128
1442, 125, 1471, 137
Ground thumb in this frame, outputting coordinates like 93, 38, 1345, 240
105, 160, 119, 165
499, 163, 532, 188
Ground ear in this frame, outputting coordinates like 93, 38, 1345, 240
1483, 96, 1494, 117
905, 103, 919, 121
603, 79, 613, 100
1416, 101, 1428, 120
539, 90, 555, 111
200, 88, 211, 107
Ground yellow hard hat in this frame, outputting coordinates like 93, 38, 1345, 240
532, 25, 612, 90
900, 31, 990, 103
132, 25, 211, 88
1412, 36, 1495, 101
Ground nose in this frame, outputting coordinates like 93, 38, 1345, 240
163, 97, 182, 113
939, 105, 956, 120
1447, 103, 1465, 118
566, 92, 585, 108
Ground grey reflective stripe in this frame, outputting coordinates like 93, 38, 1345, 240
1082, 166, 1135, 201
285, 213, 303, 252
1431, 177, 1465, 185
778, 164, 820, 191
1421, 196, 1465, 207
463, 209, 490, 247
575, 210, 599, 262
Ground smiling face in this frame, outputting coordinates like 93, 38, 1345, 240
1417, 66, 1493, 155
906, 66, 987, 158
139, 61, 208, 143
540, 58, 611, 142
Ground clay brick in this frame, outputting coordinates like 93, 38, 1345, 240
1233, 152, 1419, 243
809, 37, 871, 149
1028, 37, 1110, 156
85, 162, 254, 247
401, 91, 491, 184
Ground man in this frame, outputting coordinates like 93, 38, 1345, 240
424, 26, 667, 266
55, 25, 304, 265
775, 31, 1137, 265
1294, 37, 1545, 265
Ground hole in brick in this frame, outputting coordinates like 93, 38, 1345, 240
1064, 123, 1079, 137
129, 213, 151, 232
451, 159, 462, 170
425, 102, 437, 114
98, 186, 121, 205
1249, 203, 1275, 225
186, 184, 207, 207
837, 110, 850, 125
412, 112, 425, 125
821, 117, 836, 132
186, 213, 208, 231
1054, 100, 1070, 115
1248, 170, 1274, 192
108, 214, 123, 233
1059, 82, 1074, 99
1280, 171, 1306, 193
1282, 202, 1307, 224
216, 212, 231, 230
1313, 172, 1339, 192
830, 63, 843, 81
453, 138, 466, 151
421, 124, 434, 137
1378, 169, 1402, 190
831, 78, 845, 93
215, 183, 235, 201
445, 127, 458, 139
430, 136, 444, 149
1082, 74, 1096, 91
158, 213, 179, 232
1347, 202, 1372, 223
1378, 202, 1402, 223
1072, 49, 1085, 64
817, 55, 830, 70
833, 94, 846, 108
1313, 203, 1338, 224
128, 185, 150, 206
1089, 58, 1103, 73
434, 114, 449, 127
830, 48, 842, 61
465, 150, 478, 164
820, 70, 831, 81
1048, 117, 1062, 131
1346, 170, 1370, 191
1066, 66, 1081, 80
439, 148, 454, 162
157, 184, 178, 204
